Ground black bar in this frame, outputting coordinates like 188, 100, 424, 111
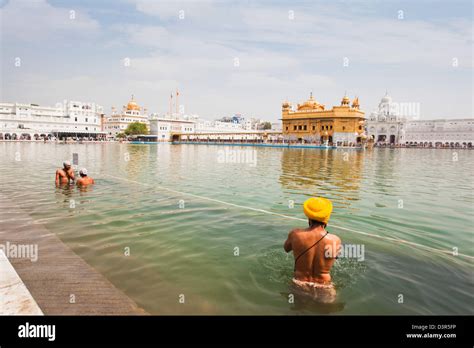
0, 315, 471, 346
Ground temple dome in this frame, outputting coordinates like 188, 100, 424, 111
380, 92, 392, 104
297, 92, 325, 111
341, 94, 350, 106
126, 95, 141, 111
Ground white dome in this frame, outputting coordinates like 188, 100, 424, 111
380, 92, 392, 104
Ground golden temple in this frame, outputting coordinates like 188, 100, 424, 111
281, 93, 366, 145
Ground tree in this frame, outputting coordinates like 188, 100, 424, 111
262, 122, 272, 130
124, 122, 148, 135
116, 132, 126, 139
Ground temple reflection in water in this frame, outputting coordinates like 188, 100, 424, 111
279, 148, 364, 203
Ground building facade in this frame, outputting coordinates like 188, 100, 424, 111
404, 119, 474, 147
367, 93, 474, 147
367, 93, 407, 145
149, 115, 195, 141
104, 95, 149, 138
0, 100, 104, 140
281, 93, 366, 145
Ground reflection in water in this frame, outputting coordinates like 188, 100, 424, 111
124, 145, 151, 180
279, 149, 364, 198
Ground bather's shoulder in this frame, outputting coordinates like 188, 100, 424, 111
288, 228, 303, 238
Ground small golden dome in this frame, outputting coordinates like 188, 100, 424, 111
126, 95, 141, 111
341, 95, 350, 106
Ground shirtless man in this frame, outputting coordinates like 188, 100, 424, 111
284, 197, 341, 303
76, 168, 94, 187
55, 161, 75, 186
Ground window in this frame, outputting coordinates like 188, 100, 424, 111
298, 125, 302, 130
342, 126, 345, 131
85, 118, 88, 122
75, 117, 77, 122
312, 126, 315, 131
326, 125, 329, 130
330, 125, 333, 130
286, 126, 288, 131
321, 126, 324, 131
294, 125, 297, 131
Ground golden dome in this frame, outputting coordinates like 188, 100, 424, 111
297, 92, 325, 111
126, 95, 141, 111
341, 95, 350, 106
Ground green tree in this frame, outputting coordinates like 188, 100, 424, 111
124, 122, 148, 135
262, 122, 272, 130
116, 132, 127, 139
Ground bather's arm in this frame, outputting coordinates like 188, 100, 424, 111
284, 231, 293, 252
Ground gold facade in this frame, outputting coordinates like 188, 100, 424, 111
281, 93, 366, 145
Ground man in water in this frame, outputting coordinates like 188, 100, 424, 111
55, 161, 75, 185
284, 197, 341, 303
76, 168, 94, 187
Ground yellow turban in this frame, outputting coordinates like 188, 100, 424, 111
303, 197, 333, 224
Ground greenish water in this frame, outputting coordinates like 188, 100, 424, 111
0, 142, 473, 315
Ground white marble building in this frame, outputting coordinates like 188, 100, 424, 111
367, 93, 407, 145
149, 115, 195, 141
0, 100, 104, 140
367, 93, 474, 147
404, 119, 474, 147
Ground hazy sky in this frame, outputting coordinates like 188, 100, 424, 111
0, 0, 472, 121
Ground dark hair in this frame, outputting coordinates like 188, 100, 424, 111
308, 219, 326, 228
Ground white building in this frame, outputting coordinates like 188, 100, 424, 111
367, 93, 474, 147
404, 119, 474, 147
104, 95, 149, 138
0, 100, 104, 140
367, 93, 407, 144
149, 114, 195, 141
193, 119, 241, 133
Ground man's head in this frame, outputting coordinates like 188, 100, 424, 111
63, 160, 71, 170
303, 197, 333, 227
79, 168, 88, 177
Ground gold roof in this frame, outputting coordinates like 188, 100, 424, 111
297, 92, 325, 111
126, 95, 140, 111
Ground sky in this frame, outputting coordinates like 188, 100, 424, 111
0, 0, 472, 121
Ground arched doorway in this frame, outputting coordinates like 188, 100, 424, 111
389, 135, 396, 144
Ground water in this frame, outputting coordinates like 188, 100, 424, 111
0, 142, 473, 315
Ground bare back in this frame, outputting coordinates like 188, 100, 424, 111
285, 227, 341, 284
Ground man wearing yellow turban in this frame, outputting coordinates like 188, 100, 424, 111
283, 197, 341, 303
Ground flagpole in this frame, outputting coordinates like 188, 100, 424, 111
169, 93, 172, 116
176, 89, 179, 115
